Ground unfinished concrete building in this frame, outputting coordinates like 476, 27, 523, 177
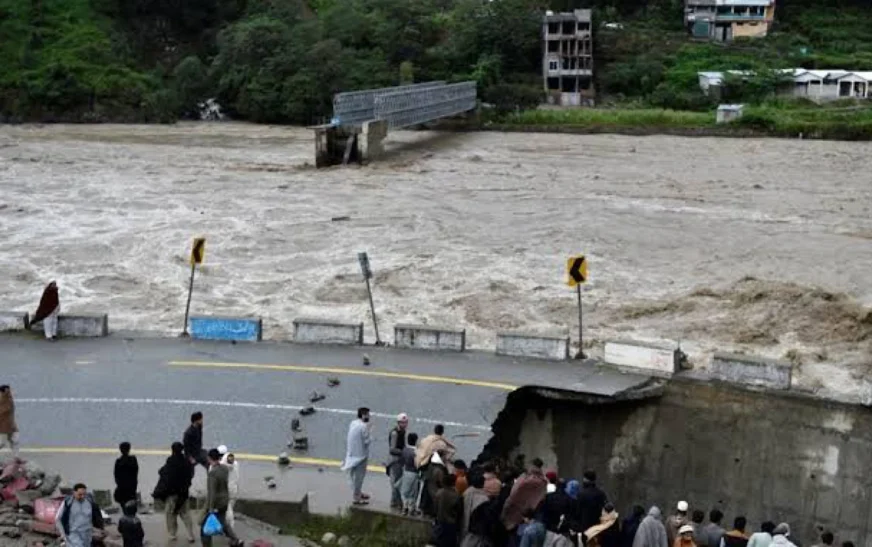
543, 9, 594, 107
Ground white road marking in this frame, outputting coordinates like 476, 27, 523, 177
16, 397, 491, 431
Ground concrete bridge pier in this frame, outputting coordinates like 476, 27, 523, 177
313, 119, 386, 167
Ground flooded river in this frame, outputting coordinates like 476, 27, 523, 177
2, 123, 871, 399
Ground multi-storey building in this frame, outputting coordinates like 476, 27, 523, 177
685, 0, 776, 41
543, 9, 594, 107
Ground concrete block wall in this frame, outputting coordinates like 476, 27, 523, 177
711, 352, 792, 390
604, 340, 682, 377
394, 324, 466, 351
57, 314, 109, 337
293, 318, 363, 345
0, 311, 28, 332
496, 332, 570, 360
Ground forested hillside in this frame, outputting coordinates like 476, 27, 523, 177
1, 0, 871, 123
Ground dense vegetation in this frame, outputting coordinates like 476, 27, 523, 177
2, 0, 872, 125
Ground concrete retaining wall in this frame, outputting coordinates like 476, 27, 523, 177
58, 314, 109, 337
0, 311, 28, 332
348, 506, 431, 546
501, 380, 872, 546
496, 332, 569, 360
189, 316, 263, 342
711, 352, 792, 390
293, 317, 363, 345
394, 324, 466, 352
234, 496, 310, 528
604, 340, 681, 377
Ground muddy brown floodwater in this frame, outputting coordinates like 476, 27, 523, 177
1, 123, 871, 400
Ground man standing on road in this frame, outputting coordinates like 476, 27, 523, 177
388, 413, 409, 510
183, 412, 207, 471
201, 448, 243, 547
342, 407, 372, 505
32, 281, 60, 340
56, 483, 105, 547
0, 385, 19, 458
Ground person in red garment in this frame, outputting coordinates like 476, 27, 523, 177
31, 281, 60, 340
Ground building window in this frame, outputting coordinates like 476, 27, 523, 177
549, 60, 559, 71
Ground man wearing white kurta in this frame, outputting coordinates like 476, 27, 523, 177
341, 407, 372, 504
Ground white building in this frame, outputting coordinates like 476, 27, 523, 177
698, 69, 872, 102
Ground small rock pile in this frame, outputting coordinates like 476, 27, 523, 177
0, 455, 65, 545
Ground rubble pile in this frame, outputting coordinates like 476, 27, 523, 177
0, 455, 126, 547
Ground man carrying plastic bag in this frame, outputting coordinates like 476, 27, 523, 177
200, 448, 243, 547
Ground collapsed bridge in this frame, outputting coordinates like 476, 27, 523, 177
313, 81, 477, 167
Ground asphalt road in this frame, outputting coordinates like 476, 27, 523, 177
0, 334, 587, 468
0, 333, 651, 473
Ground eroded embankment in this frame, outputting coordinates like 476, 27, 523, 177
482, 380, 872, 546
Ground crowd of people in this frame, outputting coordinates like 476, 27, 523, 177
47, 410, 244, 547
343, 412, 856, 547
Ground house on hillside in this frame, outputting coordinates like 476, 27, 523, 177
685, 0, 776, 41
698, 69, 872, 101
542, 9, 595, 107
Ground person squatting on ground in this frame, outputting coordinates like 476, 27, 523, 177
200, 448, 243, 547
398, 432, 421, 515
32, 280, 59, 340
0, 385, 19, 458
183, 411, 207, 471
56, 483, 105, 547
114, 441, 139, 507
388, 412, 409, 510
154, 442, 197, 542
119, 500, 145, 547
342, 406, 372, 505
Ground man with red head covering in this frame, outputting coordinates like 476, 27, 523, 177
32, 281, 59, 340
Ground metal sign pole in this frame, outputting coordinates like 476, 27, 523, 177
576, 283, 584, 359
358, 252, 382, 346
365, 276, 381, 345
182, 262, 196, 336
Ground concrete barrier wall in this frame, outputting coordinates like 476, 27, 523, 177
711, 352, 792, 390
293, 317, 363, 345
394, 324, 466, 352
496, 332, 570, 360
58, 314, 109, 337
604, 340, 681, 377
0, 311, 28, 332
189, 316, 263, 342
